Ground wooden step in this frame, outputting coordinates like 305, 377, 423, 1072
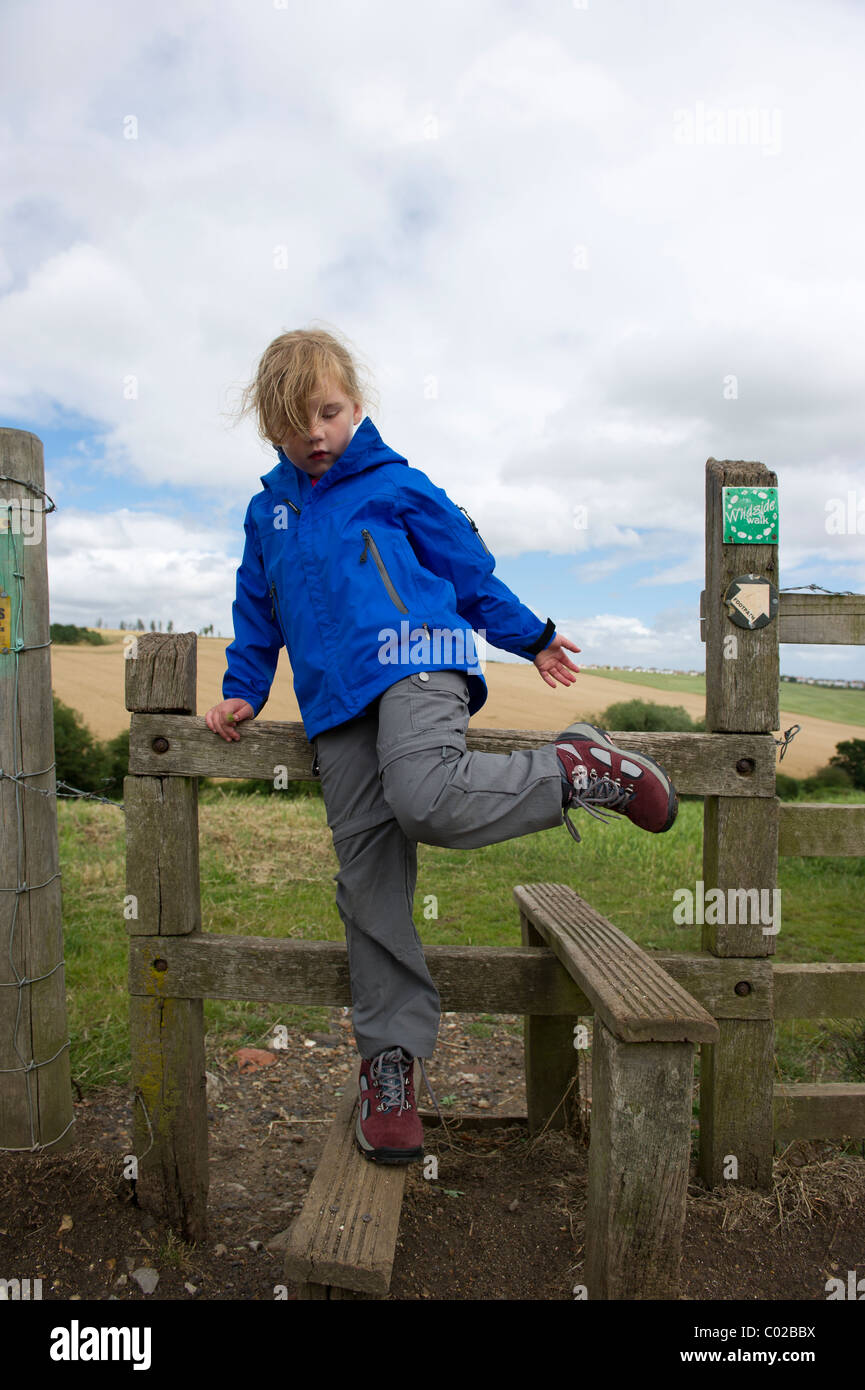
515, 883, 719, 1044
283, 1076, 411, 1298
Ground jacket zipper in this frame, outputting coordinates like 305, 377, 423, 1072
359, 530, 409, 613
458, 505, 491, 555
269, 580, 286, 636
268, 499, 298, 636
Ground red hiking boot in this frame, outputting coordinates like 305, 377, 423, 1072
356, 1047, 424, 1164
555, 723, 678, 841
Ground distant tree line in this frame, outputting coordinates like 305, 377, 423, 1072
52, 620, 220, 638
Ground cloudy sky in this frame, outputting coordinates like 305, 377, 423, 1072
2, 0, 864, 678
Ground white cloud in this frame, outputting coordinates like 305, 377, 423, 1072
1, 0, 864, 670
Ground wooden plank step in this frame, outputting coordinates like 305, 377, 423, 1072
283, 1077, 409, 1297
515, 883, 720, 1044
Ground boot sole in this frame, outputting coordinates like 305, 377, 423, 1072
356, 1144, 424, 1165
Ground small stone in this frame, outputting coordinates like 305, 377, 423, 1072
115, 1274, 128, 1288
508, 1198, 519, 1212
213, 1243, 227, 1257
206, 1071, 221, 1102
184, 1282, 198, 1295
58, 1214, 73, 1234
477, 1099, 491, 1110
248, 1240, 264, 1252
131, 1267, 159, 1295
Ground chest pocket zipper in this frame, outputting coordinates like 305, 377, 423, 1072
458, 505, 491, 555
270, 580, 286, 637
360, 530, 409, 613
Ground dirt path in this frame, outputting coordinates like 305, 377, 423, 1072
1, 1009, 862, 1304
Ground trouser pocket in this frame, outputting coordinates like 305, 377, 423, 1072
407, 669, 470, 736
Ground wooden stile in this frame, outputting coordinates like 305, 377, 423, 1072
119, 446, 865, 1293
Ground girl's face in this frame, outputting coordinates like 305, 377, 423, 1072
280, 375, 362, 479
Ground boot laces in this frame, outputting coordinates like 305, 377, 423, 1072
562, 771, 635, 843
370, 1048, 444, 1122
371, 1047, 411, 1112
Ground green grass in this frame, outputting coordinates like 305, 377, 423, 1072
587, 666, 865, 726
58, 789, 865, 1092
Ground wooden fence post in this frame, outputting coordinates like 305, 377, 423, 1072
520, 910, 581, 1136
125, 631, 207, 1240
700, 458, 778, 1188
0, 429, 74, 1154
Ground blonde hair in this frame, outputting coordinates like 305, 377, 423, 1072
237, 324, 377, 446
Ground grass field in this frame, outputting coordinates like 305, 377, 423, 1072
588, 666, 865, 727
60, 789, 865, 1095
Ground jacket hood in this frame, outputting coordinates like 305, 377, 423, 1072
259, 416, 407, 501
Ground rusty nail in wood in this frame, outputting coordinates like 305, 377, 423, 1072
152, 737, 169, 754
734, 981, 751, 996
735, 758, 755, 776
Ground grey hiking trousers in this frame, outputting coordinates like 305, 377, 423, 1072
312, 669, 565, 1060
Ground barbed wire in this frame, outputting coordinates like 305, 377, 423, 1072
0, 766, 124, 809
0, 472, 55, 512
779, 583, 857, 596
774, 725, 801, 761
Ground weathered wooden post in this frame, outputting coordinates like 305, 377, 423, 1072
700, 459, 778, 1188
125, 631, 208, 1239
520, 909, 582, 1136
0, 428, 74, 1152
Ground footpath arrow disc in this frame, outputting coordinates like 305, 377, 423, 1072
724, 574, 778, 629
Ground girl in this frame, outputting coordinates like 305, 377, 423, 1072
206, 328, 678, 1163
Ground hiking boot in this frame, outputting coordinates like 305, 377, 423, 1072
555, 722, 678, 841
356, 1047, 424, 1164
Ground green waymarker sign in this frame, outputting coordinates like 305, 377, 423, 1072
722, 486, 778, 544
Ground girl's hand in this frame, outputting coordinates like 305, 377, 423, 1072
533, 634, 581, 689
205, 698, 254, 742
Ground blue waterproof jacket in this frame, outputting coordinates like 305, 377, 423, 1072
222, 416, 556, 740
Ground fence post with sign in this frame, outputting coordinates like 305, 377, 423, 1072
700, 459, 779, 1188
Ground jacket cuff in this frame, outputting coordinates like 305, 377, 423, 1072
522, 618, 556, 657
